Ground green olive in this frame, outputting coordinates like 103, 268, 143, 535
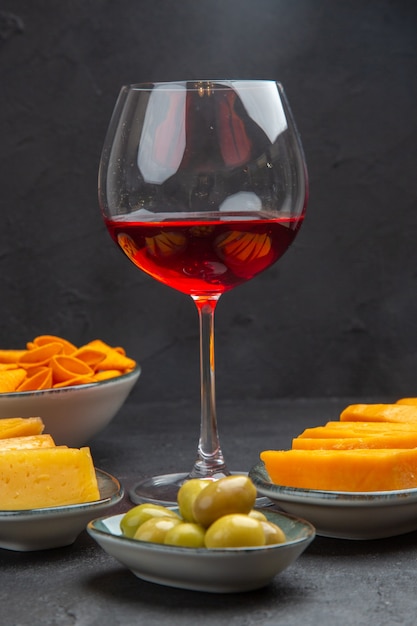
248, 509, 267, 522
133, 516, 182, 543
204, 514, 266, 548
261, 520, 286, 545
120, 503, 180, 538
177, 479, 211, 522
192, 475, 257, 528
164, 522, 206, 548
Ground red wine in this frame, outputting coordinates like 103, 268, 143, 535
106, 215, 303, 297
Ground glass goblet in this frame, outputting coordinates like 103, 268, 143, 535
98, 80, 308, 505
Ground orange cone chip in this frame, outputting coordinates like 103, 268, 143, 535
83, 339, 115, 352
83, 340, 135, 371
18, 343, 63, 367
93, 370, 123, 382
23, 365, 49, 377
17, 367, 53, 392
97, 351, 136, 372
50, 355, 95, 383
87, 339, 136, 371
0, 349, 27, 364
85, 340, 127, 356
0, 368, 27, 392
72, 347, 106, 369
30, 335, 77, 355
0, 335, 137, 393
53, 376, 96, 388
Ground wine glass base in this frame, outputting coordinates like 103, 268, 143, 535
129, 472, 189, 507
129, 472, 272, 508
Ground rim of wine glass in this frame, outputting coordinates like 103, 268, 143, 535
122, 79, 284, 91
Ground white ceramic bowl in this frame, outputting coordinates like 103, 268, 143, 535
250, 461, 417, 540
87, 509, 315, 593
0, 469, 123, 551
0, 366, 141, 446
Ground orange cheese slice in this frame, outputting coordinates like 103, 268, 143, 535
340, 403, 417, 424
0, 417, 44, 439
292, 431, 417, 450
396, 398, 417, 406
297, 421, 417, 439
292, 422, 417, 442
260, 448, 417, 492
0, 446, 100, 509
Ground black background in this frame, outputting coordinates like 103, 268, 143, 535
0, 0, 416, 402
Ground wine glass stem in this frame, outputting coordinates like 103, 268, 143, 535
190, 296, 229, 479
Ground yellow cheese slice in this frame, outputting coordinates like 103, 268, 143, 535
0, 434, 55, 450
0, 447, 100, 509
0, 417, 44, 439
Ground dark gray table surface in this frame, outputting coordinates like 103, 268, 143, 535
1, 396, 416, 626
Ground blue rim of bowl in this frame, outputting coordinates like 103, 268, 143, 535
87, 509, 316, 554
249, 461, 417, 506
0, 468, 124, 519
0, 365, 141, 398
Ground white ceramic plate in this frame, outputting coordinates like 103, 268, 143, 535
249, 461, 417, 540
0, 469, 123, 551
87, 509, 315, 593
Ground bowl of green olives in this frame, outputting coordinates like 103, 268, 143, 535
87, 476, 315, 593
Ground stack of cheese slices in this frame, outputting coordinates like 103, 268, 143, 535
0, 417, 99, 509
261, 399, 417, 492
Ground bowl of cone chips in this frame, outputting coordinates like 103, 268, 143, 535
0, 335, 140, 446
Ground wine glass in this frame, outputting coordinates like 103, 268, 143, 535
98, 80, 308, 505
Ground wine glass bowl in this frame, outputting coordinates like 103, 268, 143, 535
99, 80, 308, 504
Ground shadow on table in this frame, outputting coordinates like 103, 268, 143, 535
84, 565, 313, 615
306, 528, 417, 558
